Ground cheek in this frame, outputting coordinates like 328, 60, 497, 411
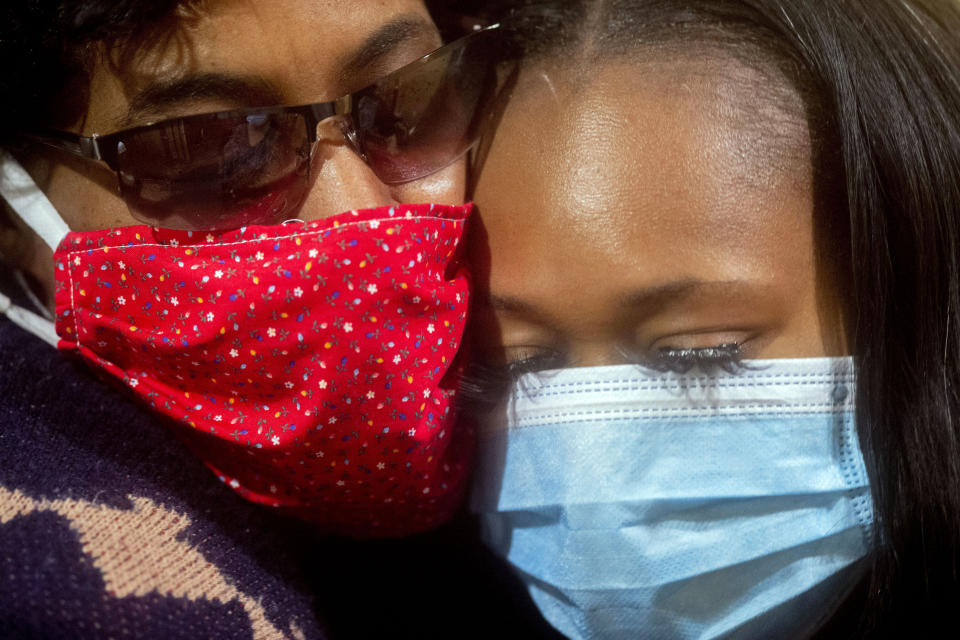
389, 159, 466, 205
45, 161, 133, 232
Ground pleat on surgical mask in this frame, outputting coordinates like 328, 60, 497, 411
473, 357, 873, 640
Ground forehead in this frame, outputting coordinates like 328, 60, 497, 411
82, 0, 436, 133
483, 56, 811, 232
475, 55, 815, 292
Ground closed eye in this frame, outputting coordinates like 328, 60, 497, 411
645, 342, 745, 374
457, 345, 566, 411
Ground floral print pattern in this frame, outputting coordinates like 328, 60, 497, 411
53, 203, 472, 537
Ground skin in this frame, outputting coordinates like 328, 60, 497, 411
469, 54, 847, 372
2, 0, 465, 311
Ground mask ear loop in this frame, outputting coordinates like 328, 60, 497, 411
0, 149, 70, 251
0, 149, 67, 347
0, 289, 59, 347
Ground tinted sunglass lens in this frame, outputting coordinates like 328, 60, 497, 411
106, 29, 511, 228
353, 29, 508, 184
115, 112, 311, 230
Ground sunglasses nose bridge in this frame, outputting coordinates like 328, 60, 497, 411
312, 114, 366, 162
310, 114, 369, 182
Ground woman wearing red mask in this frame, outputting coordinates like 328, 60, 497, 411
0, 2, 540, 638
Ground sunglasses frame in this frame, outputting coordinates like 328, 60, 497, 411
28, 22, 503, 178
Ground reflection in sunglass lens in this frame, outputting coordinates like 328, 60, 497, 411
352, 30, 503, 184
115, 112, 311, 230
93, 26, 511, 230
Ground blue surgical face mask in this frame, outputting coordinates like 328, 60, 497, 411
471, 357, 874, 640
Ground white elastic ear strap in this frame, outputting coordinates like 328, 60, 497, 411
0, 149, 70, 251
0, 289, 59, 347
0, 149, 64, 347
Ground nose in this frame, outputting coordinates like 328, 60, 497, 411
567, 340, 634, 368
296, 119, 395, 221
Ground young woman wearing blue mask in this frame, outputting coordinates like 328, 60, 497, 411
461, 1, 960, 637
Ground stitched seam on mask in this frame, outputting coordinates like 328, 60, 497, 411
61, 216, 464, 256
516, 377, 856, 398
837, 413, 875, 545
68, 260, 81, 346
520, 371, 853, 388
850, 492, 875, 547
507, 405, 852, 426
522, 374, 854, 389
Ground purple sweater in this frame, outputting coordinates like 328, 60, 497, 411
0, 274, 561, 639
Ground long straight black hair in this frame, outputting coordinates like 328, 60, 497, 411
446, 0, 960, 634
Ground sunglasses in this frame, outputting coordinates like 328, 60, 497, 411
30, 24, 511, 230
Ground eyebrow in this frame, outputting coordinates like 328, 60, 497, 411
489, 279, 762, 323
618, 279, 762, 310
119, 73, 284, 128
337, 14, 440, 85
115, 14, 438, 131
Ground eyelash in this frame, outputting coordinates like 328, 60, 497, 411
504, 348, 568, 378
457, 343, 745, 411
456, 347, 566, 412
644, 342, 744, 374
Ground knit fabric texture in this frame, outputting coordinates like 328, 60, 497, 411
0, 271, 565, 640
0, 276, 329, 638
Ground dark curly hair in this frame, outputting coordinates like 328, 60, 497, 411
0, 0, 191, 145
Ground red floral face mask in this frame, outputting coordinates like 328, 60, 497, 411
46, 202, 472, 537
